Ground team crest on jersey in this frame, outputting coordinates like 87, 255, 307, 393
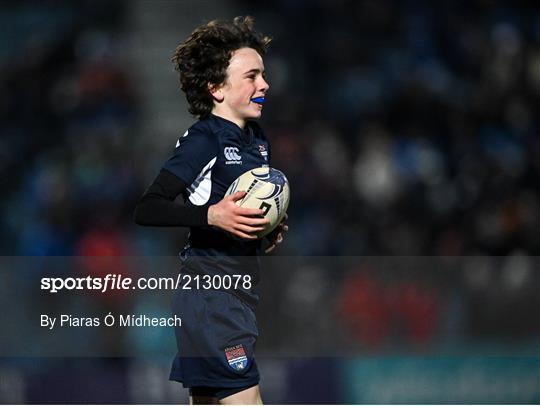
224, 344, 248, 371
224, 146, 242, 165
258, 144, 268, 160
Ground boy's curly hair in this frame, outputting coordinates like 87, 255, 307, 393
172, 16, 271, 119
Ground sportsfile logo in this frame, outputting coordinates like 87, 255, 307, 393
224, 146, 242, 165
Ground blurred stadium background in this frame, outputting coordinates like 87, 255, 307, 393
1, 0, 539, 403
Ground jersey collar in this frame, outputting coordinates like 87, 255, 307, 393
210, 114, 254, 145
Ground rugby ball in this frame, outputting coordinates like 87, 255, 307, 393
225, 167, 290, 238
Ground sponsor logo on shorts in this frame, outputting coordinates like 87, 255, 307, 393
224, 344, 248, 371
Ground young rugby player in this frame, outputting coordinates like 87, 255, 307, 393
134, 16, 286, 404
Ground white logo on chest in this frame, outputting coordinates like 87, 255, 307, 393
224, 147, 242, 164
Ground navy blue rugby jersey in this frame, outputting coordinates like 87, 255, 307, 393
162, 114, 271, 306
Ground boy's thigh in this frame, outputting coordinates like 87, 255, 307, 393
189, 383, 260, 403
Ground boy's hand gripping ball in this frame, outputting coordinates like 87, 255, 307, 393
225, 167, 290, 238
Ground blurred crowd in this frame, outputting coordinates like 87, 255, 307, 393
247, 0, 540, 352
243, 0, 540, 257
1, 1, 143, 257
1, 0, 539, 367
3, 1, 540, 258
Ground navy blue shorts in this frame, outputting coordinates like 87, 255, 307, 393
169, 287, 260, 390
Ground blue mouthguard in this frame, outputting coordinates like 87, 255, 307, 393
251, 96, 265, 104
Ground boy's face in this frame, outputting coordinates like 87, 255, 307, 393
211, 47, 269, 126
